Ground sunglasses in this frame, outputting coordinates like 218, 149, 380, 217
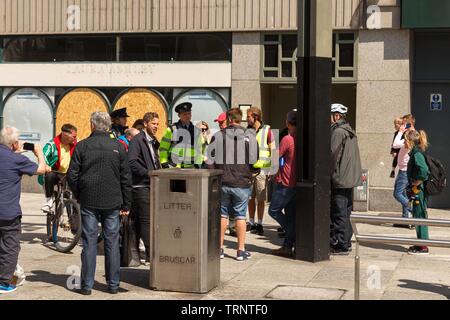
201, 128, 208, 132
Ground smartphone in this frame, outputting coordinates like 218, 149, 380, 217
405, 123, 412, 129
23, 143, 35, 151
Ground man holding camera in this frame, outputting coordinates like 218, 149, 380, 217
0, 127, 48, 294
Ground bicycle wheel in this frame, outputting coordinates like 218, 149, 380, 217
53, 199, 82, 253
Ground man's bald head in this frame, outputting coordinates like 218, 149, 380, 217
125, 128, 140, 141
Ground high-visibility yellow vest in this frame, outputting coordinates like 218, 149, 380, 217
254, 124, 272, 169
159, 122, 203, 168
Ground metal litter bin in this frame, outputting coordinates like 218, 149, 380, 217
149, 169, 222, 293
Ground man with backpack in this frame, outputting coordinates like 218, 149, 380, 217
330, 104, 362, 255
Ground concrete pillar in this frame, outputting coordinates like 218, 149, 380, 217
231, 32, 262, 109
356, 29, 411, 212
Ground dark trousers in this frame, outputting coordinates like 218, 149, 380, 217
0, 217, 21, 287
44, 172, 64, 198
268, 183, 298, 249
131, 188, 150, 260
330, 188, 353, 250
80, 207, 120, 291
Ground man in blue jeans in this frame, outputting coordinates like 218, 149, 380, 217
68, 112, 131, 295
269, 111, 298, 258
208, 108, 259, 261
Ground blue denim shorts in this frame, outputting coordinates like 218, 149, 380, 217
221, 186, 251, 220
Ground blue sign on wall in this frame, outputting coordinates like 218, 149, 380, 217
430, 94, 443, 111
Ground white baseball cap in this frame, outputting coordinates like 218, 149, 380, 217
331, 103, 348, 114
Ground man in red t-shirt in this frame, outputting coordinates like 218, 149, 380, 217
268, 111, 298, 258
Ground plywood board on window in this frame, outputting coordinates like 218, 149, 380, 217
113, 88, 168, 141
56, 88, 109, 141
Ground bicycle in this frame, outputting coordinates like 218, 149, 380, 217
43, 175, 82, 253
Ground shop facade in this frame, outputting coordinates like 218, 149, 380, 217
4, 1, 446, 210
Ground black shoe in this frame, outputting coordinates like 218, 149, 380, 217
77, 288, 92, 296
408, 246, 429, 255
247, 223, 256, 233
251, 224, 264, 235
330, 246, 350, 256
393, 224, 413, 229
107, 287, 119, 295
271, 246, 293, 258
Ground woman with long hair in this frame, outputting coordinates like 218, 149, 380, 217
405, 129, 430, 255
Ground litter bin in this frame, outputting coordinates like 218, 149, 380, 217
149, 169, 223, 293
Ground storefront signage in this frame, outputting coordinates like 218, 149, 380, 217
19, 132, 41, 142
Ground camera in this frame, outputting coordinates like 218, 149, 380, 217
23, 142, 35, 151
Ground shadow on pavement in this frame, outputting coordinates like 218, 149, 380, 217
26, 270, 128, 294
398, 279, 450, 299
120, 268, 149, 289
361, 242, 407, 253
20, 232, 48, 244
223, 225, 285, 254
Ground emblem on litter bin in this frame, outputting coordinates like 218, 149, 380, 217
174, 227, 182, 239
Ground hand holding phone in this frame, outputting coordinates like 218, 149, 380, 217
23, 143, 35, 152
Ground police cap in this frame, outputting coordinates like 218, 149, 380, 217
175, 102, 193, 114
110, 108, 130, 119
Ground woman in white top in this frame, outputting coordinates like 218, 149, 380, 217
392, 115, 415, 224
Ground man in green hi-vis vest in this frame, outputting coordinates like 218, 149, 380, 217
159, 102, 203, 169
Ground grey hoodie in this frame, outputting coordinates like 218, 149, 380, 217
331, 120, 362, 189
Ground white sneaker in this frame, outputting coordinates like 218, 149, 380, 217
41, 198, 54, 212
12, 265, 26, 287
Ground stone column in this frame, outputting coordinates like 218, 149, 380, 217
356, 29, 411, 212
231, 32, 262, 109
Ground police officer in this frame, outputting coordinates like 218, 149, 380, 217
159, 102, 203, 169
110, 108, 130, 138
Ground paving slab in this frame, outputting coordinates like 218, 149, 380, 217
266, 286, 346, 300
5, 193, 450, 300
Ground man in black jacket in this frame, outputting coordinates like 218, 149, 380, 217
67, 112, 132, 295
208, 108, 259, 261
128, 112, 161, 264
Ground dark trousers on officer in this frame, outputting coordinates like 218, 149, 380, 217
330, 188, 353, 250
132, 187, 151, 261
0, 217, 21, 287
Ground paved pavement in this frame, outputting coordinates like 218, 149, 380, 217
2, 193, 450, 300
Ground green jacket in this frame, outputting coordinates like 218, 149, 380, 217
37, 140, 58, 185
407, 147, 430, 185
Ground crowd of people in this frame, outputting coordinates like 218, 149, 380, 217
391, 114, 432, 255
0, 101, 435, 295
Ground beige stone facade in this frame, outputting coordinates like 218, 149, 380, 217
0, 1, 412, 211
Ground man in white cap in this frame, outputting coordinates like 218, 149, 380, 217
330, 103, 362, 255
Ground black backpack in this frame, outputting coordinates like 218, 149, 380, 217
424, 154, 447, 196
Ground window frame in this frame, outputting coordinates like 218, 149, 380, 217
261, 32, 358, 84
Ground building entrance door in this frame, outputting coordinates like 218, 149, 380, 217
412, 84, 450, 208
413, 31, 450, 208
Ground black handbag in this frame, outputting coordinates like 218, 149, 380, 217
119, 216, 141, 267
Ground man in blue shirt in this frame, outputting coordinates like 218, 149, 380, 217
0, 127, 48, 294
